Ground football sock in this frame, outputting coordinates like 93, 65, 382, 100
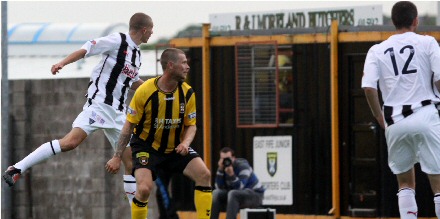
397, 188, 417, 219
14, 140, 61, 172
131, 197, 148, 219
434, 193, 440, 218
124, 175, 137, 206
194, 186, 212, 219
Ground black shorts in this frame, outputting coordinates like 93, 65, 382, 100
130, 136, 200, 180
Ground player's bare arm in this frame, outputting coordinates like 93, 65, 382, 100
51, 49, 87, 75
130, 79, 144, 90
364, 86, 385, 129
175, 125, 196, 156
105, 120, 136, 174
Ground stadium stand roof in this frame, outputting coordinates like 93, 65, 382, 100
8, 22, 128, 44
8, 23, 129, 57
7, 23, 160, 80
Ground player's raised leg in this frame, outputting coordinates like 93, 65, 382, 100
3, 127, 87, 186
103, 127, 137, 206
123, 146, 136, 205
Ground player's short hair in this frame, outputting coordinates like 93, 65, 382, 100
160, 48, 185, 71
391, 1, 418, 29
220, 147, 235, 156
129, 13, 153, 31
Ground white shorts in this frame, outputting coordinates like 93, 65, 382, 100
72, 99, 126, 150
386, 104, 440, 174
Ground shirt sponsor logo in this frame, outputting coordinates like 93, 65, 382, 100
154, 118, 181, 129
188, 112, 196, 119
90, 111, 105, 125
127, 107, 137, 116
164, 97, 175, 101
121, 64, 138, 79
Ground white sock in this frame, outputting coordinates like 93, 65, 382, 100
397, 188, 418, 219
434, 193, 440, 219
14, 140, 61, 172
123, 174, 137, 206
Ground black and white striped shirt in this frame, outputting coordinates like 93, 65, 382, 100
383, 99, 433, 126
362, 32, 440, 125
82, 32, 141, 111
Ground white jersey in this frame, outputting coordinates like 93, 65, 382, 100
362, 32, 440, 125
82, 32, 141, 112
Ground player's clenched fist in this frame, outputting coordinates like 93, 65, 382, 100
105, 156, 121, 174
51, 63, 64, 75
175, 144, 189, 156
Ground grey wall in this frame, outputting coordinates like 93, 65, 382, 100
7, 78, 131, 219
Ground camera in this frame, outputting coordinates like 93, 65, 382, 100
222, 157, 232, 167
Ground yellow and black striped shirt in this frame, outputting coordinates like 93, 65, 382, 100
127, 77, 196, 154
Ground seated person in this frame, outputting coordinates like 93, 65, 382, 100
211, 147, 265, 219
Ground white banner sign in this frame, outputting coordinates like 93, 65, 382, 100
253, 136, 293, 205
210, 5, 382, 31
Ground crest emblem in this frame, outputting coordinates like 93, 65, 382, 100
136, 152, 149, 166
267, 152, 277, 177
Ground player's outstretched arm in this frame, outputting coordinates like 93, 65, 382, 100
51, 49, 87, 75
106, 120, 136, 174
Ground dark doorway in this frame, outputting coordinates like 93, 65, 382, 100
345, 53, 383, 217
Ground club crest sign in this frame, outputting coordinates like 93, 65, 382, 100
253, 136, 292, 205
267, 152, 277, 176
